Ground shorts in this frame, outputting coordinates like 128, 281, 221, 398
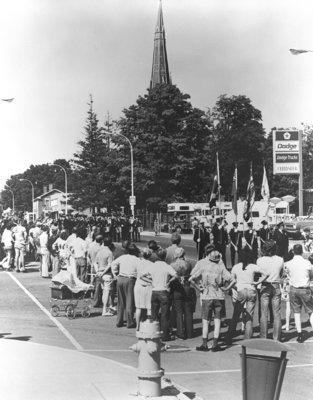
290, 286, 313, 314
101, 274, 114, 290
201, 299, 223, 320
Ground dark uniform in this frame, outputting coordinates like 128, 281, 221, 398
212, 220, 229, 267
244, 223, 258, 263
273, 222, 289, 261
229, 222, 242, 266
193, 223, 210, 260
259, 220, 271, 255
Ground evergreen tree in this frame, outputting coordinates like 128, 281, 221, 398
116, 84, 213, 212
71, 95, 108, 213
209, 94, 266, 198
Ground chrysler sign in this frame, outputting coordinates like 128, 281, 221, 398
273, 130, 301, 175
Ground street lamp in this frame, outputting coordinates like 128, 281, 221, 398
49, 163, 68, 215
5, 184, 14, 214
19, 179, 35, 214
106, 131, 135, 217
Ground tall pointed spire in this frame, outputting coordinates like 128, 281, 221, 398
150, 0, 171, 89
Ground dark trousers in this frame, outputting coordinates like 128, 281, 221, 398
172, 285, 194, 339
116, 276, 136, 327
92, 276, 103, 307
230, 248, 240, 267
76, 257, 87, 283
151, 290, 171, 339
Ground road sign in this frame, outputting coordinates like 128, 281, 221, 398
129, 195, 136, 206
273, 130, 301, 175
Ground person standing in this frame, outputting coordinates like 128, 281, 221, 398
1, 222, 14, 269
170, 247, 194, 339
69, 228, 88, 282
259, 220, 271, 250
273, 222, 289, 261
146, 248, 177, 341
257, 240, 284, 341
244, 222, 258, 263
285, 244, 313, 343
93, 237, 115, 316
190, 249, 234, 352
47, 226, 59, 277
212, 219, 229, 267
229, 222, 242, 267
193, 222, 210, 260
111, 244, 140, 328
39, 225, 50, 278
165, 233, 183, 265
226, 247, 268, 345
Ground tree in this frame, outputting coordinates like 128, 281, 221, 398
208, 94, 266, 198
71, 95, 109, 213
116, 84, 213, 211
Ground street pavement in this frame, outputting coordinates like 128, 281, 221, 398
0, 233, 312, 400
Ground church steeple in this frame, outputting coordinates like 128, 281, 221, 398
150, 0, 171, 89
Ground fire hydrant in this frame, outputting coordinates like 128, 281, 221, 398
130, 320, 164, 397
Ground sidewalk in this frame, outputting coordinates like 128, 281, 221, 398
0, 338, 199, 400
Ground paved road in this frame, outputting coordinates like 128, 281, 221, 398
0, 239, 312, 400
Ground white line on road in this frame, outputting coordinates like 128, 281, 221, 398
166, 362, 313, 376
7, 272, 84, 351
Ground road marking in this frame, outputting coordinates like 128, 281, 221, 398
166, 362, 313, 376
7, 272, 83, 351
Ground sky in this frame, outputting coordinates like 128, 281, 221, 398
1, 0, 313, 191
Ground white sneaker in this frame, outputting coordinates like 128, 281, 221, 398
110, 306, 117, 312
102, 311, 114, 316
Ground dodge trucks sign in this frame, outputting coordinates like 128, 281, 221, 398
273, 130, 301, 175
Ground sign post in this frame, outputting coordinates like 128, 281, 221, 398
273, 130, 303, 216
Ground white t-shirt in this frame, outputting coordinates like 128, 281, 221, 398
257, 255, 284, 282
231, 263, 262, 291
285, 255, 313, 288
149, 261, 177, 292
2, 229, 13, 248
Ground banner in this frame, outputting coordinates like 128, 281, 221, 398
231, 166, 238, 215
243, 169, 255, 222
261, 165, 270, 201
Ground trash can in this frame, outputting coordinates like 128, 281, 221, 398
240, 339, 294, 400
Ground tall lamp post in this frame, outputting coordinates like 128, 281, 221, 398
49, 163, 68, 215
107, 131, 135, 217
19, 178, 34, 214
5, 184, 15, 214
289, 48, 312, 215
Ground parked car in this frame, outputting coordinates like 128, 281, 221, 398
284, 218, 313, 240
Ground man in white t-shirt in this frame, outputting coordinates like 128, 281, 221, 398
285, 244, 313, 343
257, 240, 284, 341
12, 220, 27, 272
148, 248, 177, 341
69, 228, 87, 282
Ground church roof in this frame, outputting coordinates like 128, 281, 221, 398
150, 0, 171, 89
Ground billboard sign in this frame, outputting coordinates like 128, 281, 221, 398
273, 130, 301, 175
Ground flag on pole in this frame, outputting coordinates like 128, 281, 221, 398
231, 166, 238, 215
289, 49, 312, 55
209, 175, 218, 208
261, 165, 270, 202
243, 165, 255, 222
1, 98, 14, 102
209, 153, 221, 209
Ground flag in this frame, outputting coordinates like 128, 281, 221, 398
243, 168, 255, 222
261, 165, 270, 202
231, 166, 238, 215
209, 175, 218, 208
289, 49, 312, 55
1, 98, 14, 102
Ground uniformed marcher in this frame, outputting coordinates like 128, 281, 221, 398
273, 221, 289, 261
259, 220, 271, 251
193, 222, 210, 260
229, 222, 242, 267
212, 218, 229, 268
244, 222, 258, 263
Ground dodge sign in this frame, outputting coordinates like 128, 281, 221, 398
273, 130, 301, 175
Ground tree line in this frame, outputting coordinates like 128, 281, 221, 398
2, 84, 313, 215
